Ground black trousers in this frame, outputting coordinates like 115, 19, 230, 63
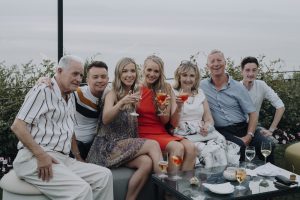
216, 122, 275, 163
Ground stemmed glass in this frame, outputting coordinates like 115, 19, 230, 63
245, 146, 256, 169
235, 168, 247, 190
178, 88, 189, 103
260, 142, 272, 187
178, 87, 190, 114
158, 152, 169, 178
171, 155, 183, 180
130, 86, 142, 116
261, 142, 272, 164
155, 89, 168, 116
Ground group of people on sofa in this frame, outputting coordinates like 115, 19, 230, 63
10, 49, 284, 200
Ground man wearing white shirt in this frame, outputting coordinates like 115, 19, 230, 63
11, 55, 113, 200
240, 56, 285, 138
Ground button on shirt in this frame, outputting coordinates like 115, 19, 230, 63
17, 78, 76, 154
200, 76, 256, 127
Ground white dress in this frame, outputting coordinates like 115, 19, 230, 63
173, 89, 231, 168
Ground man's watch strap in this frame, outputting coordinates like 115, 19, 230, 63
247, 132, 254, 138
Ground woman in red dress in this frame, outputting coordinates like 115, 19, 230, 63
137, 55, 197, 172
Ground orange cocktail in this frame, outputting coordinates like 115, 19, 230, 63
156, 92, 167, 105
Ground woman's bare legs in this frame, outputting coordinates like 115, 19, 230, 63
165, 141, 184, 172
125, 155, 152, 200
165, 140, 197, 172
180, 139, 197, 171
134, 140, 162, 173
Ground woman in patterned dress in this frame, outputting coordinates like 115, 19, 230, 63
87, 57, 162, 200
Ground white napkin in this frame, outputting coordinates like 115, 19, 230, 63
254, 162, 282, 177
246, 168, 257, 177
202, 182, 234, 194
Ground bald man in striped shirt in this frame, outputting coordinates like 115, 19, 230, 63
11, 55, 113, 200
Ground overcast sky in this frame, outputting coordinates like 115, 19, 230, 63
1, 0, 300, 78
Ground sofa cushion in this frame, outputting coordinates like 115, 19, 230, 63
0, 170, 42, 195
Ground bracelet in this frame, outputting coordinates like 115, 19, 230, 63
74, 152, 80, 156
247, 132, 254, 138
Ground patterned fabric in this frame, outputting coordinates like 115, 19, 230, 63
86, 103, 146, 168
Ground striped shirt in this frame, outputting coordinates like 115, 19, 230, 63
17, 78, 76, 154
73, 85, 110, 143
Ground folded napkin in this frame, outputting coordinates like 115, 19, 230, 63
202, 182, 234, 194
254, 163, 283, 177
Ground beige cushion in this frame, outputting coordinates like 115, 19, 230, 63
0, 170, 42, 195
285, 142, 300, 175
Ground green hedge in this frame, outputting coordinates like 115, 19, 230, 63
0, 57, 299, 159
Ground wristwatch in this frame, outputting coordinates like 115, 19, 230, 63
247, 132, 254, 138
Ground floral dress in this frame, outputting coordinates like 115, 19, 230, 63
86, 101, 146, 168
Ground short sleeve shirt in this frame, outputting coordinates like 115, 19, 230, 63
200, 76, 255, 127
17, 78, 76, 154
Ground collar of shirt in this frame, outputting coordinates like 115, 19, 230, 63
51, 77, 68, 101
208, 73, 232, 91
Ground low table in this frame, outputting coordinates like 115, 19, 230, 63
152, 165, 300, 200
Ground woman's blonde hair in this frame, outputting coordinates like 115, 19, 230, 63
143, 55, 170, 92
143, 55, 172, 114
173, 61, 200, 94
112, 57, 139, 101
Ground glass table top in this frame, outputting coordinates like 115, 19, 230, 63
152, 164, 300, 200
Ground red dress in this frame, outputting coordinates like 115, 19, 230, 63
137, 86, 181, 150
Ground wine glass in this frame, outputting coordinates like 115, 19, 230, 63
130, 86, 142, 116
158, 152, 168, 178
245, 146, 256, 169
171, 155, 183, 180
178, 88, 190, 103
261, 142, 272, 164
235, 168, 247, 190
155, 89, 168, 116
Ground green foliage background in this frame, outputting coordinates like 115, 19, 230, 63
0, 60, 55, 157
0, 57, 299, 159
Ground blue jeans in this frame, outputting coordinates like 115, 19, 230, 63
216, 122, 275, 163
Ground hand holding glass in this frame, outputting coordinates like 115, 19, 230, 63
178, 88, 190, 102
130, 88, 142, 116
156, 90, 168, 116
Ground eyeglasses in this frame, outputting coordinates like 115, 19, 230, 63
180, 60, 197, 67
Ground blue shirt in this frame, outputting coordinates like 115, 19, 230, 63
200, 76, 255, 127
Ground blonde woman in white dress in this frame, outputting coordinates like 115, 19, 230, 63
172, 61, 239, 168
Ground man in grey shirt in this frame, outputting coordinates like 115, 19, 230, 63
200, 49, 274, 162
